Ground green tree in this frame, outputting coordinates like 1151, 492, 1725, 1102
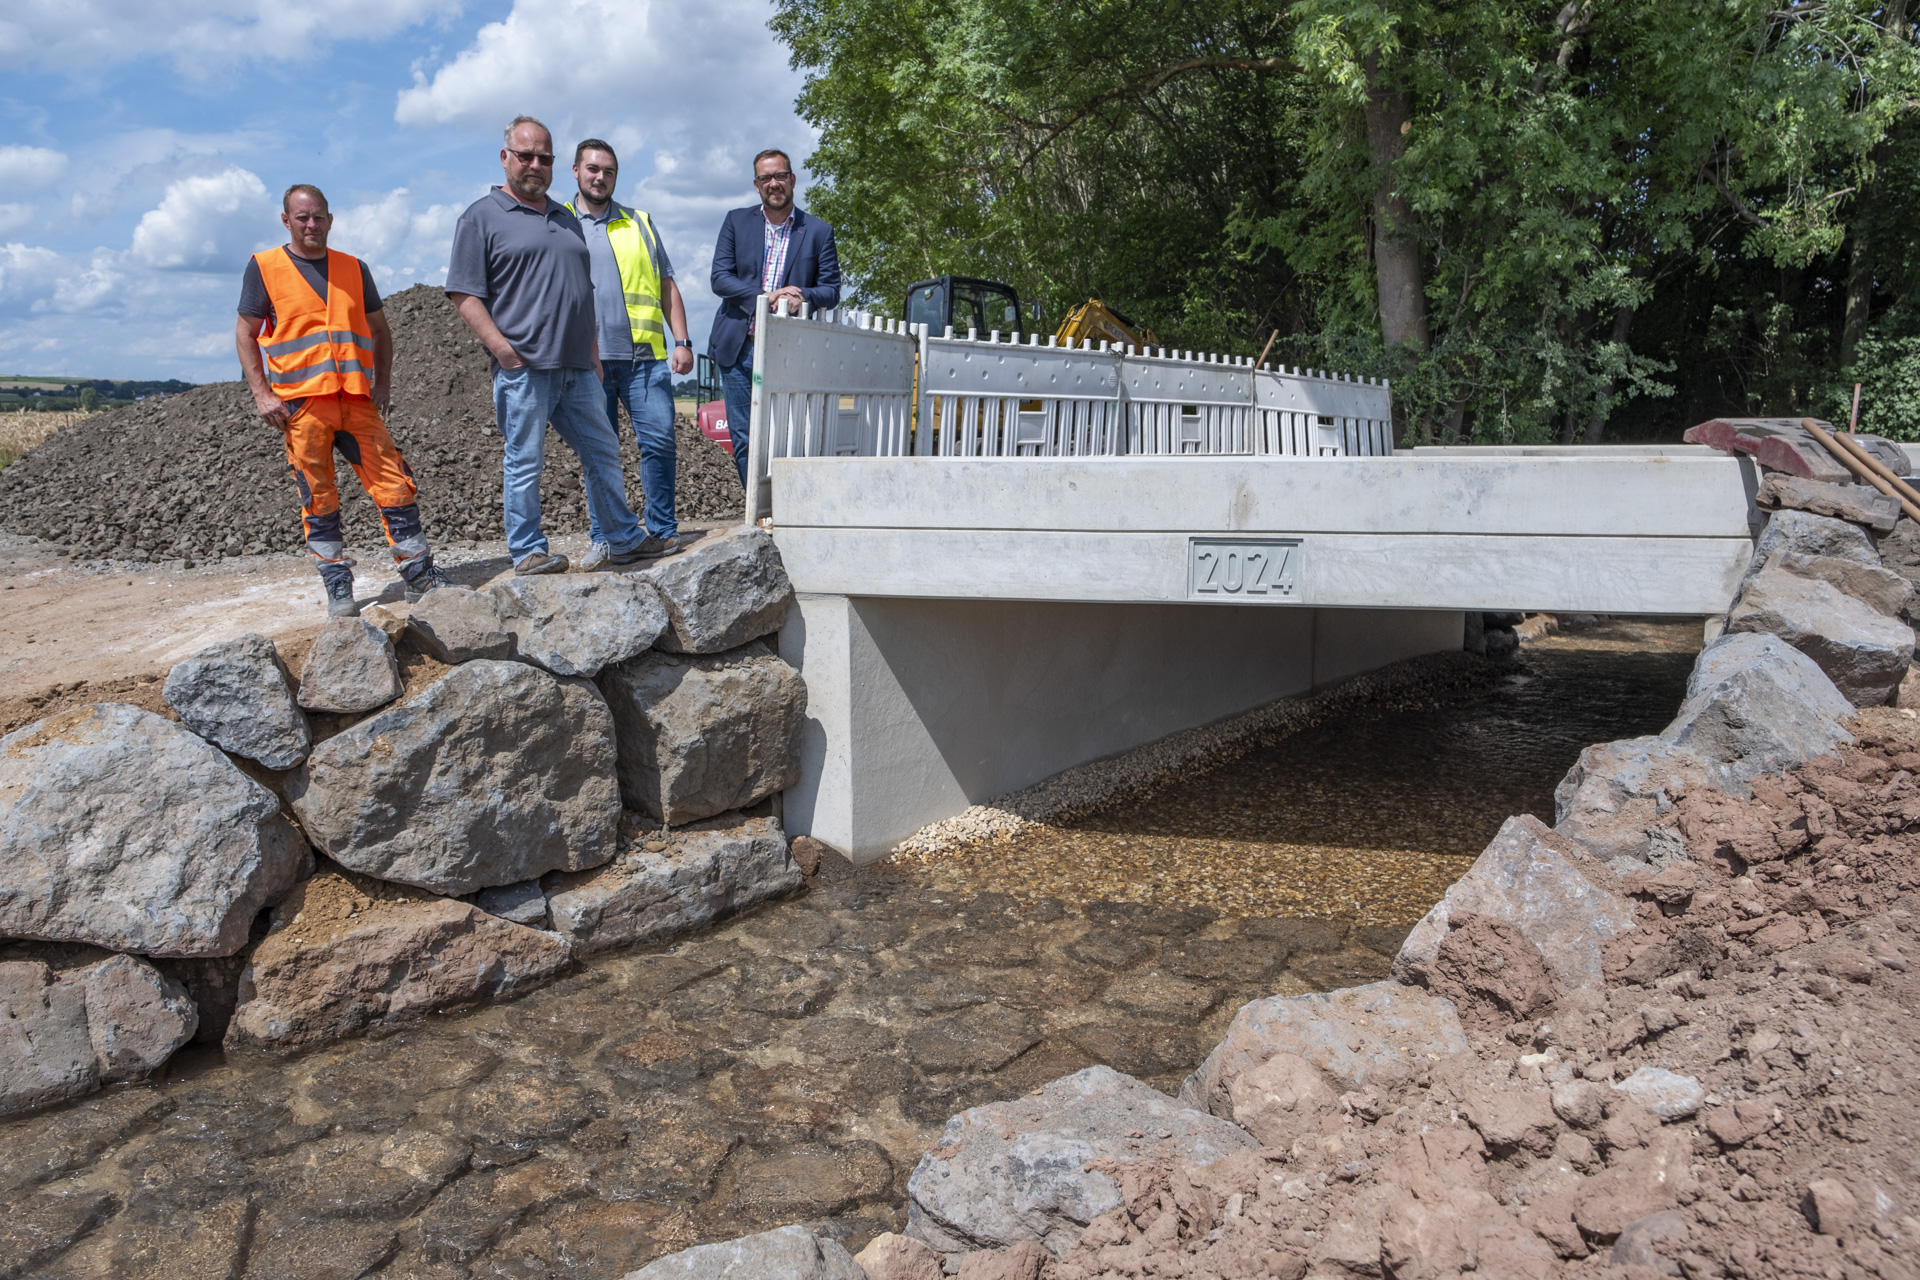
772, 0, 1920, 442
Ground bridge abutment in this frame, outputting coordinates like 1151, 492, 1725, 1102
778, 593, 1463, 863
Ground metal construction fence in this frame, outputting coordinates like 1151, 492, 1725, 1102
740, 297, 1394, 520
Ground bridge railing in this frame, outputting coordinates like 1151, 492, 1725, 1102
740, 297, 1394, 520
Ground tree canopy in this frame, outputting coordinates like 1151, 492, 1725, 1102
771, 0, 1920, 441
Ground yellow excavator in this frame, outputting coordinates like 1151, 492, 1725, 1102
903, 276, 1159, 349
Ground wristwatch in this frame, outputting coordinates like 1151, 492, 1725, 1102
674, 339, 692, 349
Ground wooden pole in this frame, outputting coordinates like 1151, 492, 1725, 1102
1254, 329, 1280, 372
1849, 382, 1863, 432
1801, 416, 1920, 524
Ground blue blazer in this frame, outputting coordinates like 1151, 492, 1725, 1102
706, 205, 842, 366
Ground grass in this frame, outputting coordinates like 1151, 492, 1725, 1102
0, 410, 92, 469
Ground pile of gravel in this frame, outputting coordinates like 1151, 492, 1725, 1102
0, 286, 742, 563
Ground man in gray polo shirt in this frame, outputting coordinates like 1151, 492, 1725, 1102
445, 114, 646, 574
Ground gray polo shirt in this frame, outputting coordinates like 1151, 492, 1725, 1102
574, 199, 676, 364
445, 187, 596, 371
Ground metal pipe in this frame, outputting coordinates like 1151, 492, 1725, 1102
1800, 417, 1920, 524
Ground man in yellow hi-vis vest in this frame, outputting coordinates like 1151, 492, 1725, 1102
567, 139, 694, 565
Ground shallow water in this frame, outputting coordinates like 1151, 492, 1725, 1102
0, 620, 1698, 1279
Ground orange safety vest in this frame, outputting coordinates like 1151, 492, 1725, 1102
253, 247, 375, 400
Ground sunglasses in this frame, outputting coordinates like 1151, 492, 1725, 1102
754, 171, 795, 185
508, 149, 555, 166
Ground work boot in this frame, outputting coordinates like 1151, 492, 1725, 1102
403, 560, 453, 603
324, 573, 360, 618
514, 551, 569, 576
578, 540, 612, 572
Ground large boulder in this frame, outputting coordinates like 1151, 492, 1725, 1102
546, 814, 801, 956
0, 961, 97, 1116
1179, 981, 1468, 1122
1554, 736, 1743, 868
287, 661, 620, 896
1741, 509, 1879, 588
225, 869, 571, 1054
1764, 550, 1914, 618
78, 953, 199, 1082
161, 633, 310, 768
490, 573, 667, 678
597, 642, 806, 824
1754, 474, 1900, 535
1660, 631, 1855, 778
619, 1226, 868, 1280
644, 527, 794, 654
906, 1065, 1259, 1257
1726, 564, 1914, 705
1, 955, 197, 1118
297, 617, 404, 713
405, 585, 512, 663
1394, 815, 1636, 993
0, 704, 308, 957
1877, 519, 1920, 625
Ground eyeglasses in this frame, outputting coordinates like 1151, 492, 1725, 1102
754, 171, 795, 186
508, 149, 555, 166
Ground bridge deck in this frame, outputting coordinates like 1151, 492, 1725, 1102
770, 452, 1761, 615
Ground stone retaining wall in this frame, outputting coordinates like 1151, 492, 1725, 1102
0, 528, 809, 1116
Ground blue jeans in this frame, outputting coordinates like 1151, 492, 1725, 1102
493, 366, 642, 563
596, 356, 677, 540
720, 345, 754, 489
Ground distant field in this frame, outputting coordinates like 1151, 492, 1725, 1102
0, 409, 95, 469
0, 377, 84, 391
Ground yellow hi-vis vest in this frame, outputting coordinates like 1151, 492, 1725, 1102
569, 200, 669, 359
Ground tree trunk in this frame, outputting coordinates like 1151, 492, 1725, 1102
1841, 231, 1871, 368
1582, 304, 1636, 443
1363, 54, 1429, 354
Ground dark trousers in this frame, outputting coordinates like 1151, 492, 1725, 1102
719, 344, 754, 489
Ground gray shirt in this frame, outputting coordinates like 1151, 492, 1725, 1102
574, 198, 676, 363
445, 187, 596, 371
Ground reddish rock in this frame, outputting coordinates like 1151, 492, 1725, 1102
226, 869, 570, 1053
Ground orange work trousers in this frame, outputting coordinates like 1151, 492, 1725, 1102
281, 392, 427, 569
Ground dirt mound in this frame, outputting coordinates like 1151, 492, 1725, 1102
956, 711, 1920, 1279
0, 286, 742, 563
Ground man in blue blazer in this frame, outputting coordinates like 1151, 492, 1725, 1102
707, 148, 842, 487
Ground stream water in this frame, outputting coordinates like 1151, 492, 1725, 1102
0, 619, 1698, 1280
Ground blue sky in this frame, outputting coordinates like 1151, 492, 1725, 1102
0, 0, 814, 382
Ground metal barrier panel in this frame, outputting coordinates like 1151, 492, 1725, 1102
745, 306, 1397, 520
917, 330, 1123, 457
745, 300, 916, 521
1253, 367, 1393, 457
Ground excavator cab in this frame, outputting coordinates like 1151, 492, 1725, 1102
906, 276, 1036, 338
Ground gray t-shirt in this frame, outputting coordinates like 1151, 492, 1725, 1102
574, 198, 676, 363
444, 187, 597, 371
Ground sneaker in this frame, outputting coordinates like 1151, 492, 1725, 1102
403, 562, 453, 603
578, 540, 613, 572
606, 535, 680, 566
324, 575, 361, 618
514, 551, 570, 576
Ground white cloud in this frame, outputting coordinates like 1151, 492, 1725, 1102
0, 205, 34, 236
329, 186, 472, 290
0, 0, 464, 72
0, 243, 66, 304
129, 167, 276, 271
395, 0, 814, 340
0, 146, 68, 190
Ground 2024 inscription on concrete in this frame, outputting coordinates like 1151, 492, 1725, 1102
1188, 537, 1304, 602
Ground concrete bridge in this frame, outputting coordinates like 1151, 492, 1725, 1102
740, 303, 1782, 863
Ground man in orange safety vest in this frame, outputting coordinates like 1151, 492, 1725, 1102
235, 183, 450, 617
